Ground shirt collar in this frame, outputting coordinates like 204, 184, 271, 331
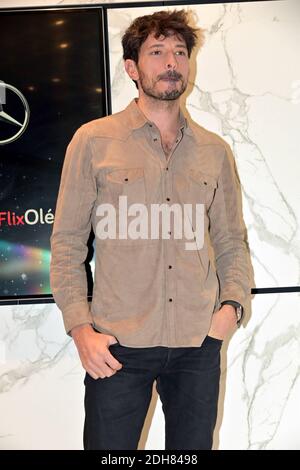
125, 98, 193, 136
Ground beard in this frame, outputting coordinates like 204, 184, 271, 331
137, 68, 187, 101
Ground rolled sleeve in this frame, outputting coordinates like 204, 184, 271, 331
208, 143, 252, 316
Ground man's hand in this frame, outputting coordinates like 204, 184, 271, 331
208, 304, 237, 341
71, 324, 123, 380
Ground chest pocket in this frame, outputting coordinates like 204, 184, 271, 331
189, 169, 217, 208
105, 167, 146, 209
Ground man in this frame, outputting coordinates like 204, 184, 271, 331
50, 9, 252, 450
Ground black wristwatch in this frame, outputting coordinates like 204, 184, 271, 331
221, 300, 244, 326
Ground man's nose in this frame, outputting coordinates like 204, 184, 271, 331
165, 52, 177, 70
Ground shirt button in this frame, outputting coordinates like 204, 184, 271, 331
169, 298, 173, 302
166, 167, 169, 171
153, 138, 158, 142
168, 231, 171, 235
166, 197, 170, 201
168, 265, 172, 269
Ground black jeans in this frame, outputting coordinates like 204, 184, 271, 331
83, 335, 222, 450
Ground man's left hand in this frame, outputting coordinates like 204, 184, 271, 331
208, 304, 237, 341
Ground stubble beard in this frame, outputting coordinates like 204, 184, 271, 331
138, 69, 188, 101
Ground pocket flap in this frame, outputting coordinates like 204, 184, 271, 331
106, 167, 144, 185
189, 170, 217, 189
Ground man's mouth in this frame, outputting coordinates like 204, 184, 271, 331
161, 77, 179, 82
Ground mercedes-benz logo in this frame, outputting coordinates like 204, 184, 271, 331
0, 81, 30, 145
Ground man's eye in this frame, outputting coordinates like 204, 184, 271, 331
176, 51, 186, 56
151, 50, 161, 55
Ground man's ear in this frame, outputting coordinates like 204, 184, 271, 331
124, 59, 139, 82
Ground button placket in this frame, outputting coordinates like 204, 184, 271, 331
163, 163, 177, 344
165, 128, 183, 168
173, 127, 183, 149
165, 239, 176, 344
148, 122, 160, 152
148, 121, 182, 345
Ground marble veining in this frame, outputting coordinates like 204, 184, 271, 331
0, 0, 299, 450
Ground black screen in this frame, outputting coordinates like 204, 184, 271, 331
0, 7, 107, 298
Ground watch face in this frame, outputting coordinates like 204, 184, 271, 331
236, 307, 242, 321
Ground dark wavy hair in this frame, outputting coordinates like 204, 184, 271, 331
122, 9, 204, 89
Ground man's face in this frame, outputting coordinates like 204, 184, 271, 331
135, 31, 190, 101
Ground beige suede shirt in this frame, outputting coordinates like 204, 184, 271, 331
50, 98, 251, 347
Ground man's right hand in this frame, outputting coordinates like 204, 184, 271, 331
71, 324, 123, 380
